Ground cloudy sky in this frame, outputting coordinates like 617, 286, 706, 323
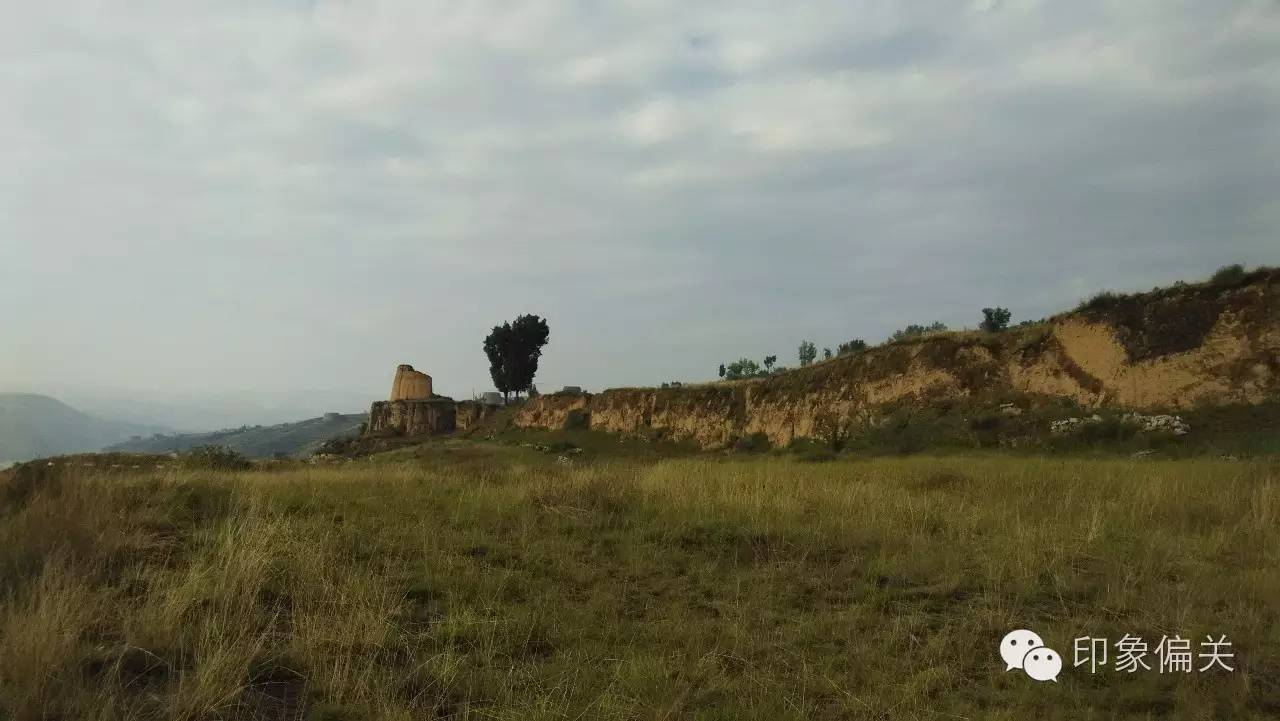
3, 0, 1278, 427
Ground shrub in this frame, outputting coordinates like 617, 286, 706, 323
1208, 264, 1247, 288
562, 408, 590, 431
888, 322, 947, 343
837, 339, 867, 356
968, 414, 1002, 448
786, 437, 825, 453
1016, 325, 1051, 352
850, 410, 938, 455
979, 307, 1011, 333
180, 445, 250, 471
968, 414, 1001, 432
313, 437, 355, 456
1076, 291, 1125, 312
889, 423, 933, 454
732, 432, 772, 453
813, 414, 855, 452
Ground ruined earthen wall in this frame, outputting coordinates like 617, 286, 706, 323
514, 275, 1280, 448
368, 399, 455, 436
455, 401, 499, 431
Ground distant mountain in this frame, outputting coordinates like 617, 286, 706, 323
45, 387, 375, 433
105, 412, 368, 459
0, 393, 166, 464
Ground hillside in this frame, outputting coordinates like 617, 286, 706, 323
0, 393, 164, 465
515, 267, 1280, 449
105, 412, 368, 459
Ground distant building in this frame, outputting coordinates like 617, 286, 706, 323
561, 385, 583, 394
481, 392, 503, 406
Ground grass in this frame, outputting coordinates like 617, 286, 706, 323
1, 444, 1278, 719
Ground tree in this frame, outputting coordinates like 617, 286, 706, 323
483, 314, 551, 402
980, 307, 1012, 333
837, 339, 867, 356
723, 358, 763, 380
823, 347, 833, 360
1209, 263, 1247, 287
483, 322, 517, 402
763, 355, 777, 372
718, 363, 726, 378
798, 341, 817, 367
888, 321, 948, 343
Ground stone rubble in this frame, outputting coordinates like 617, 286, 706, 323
1049, 415, 1103, 435
1121, 412, 1191, 435
1050, 412, 1190, 436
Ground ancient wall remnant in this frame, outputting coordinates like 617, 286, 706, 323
390, 364, 433, 401
455, 401, 499, 431
513, 271, 1280, 449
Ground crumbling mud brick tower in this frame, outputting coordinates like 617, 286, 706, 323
389, 364, 433, 401
366, 364, 454, 436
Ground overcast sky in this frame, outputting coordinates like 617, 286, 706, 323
3, 0, 1278, 426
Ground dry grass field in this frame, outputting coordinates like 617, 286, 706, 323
1, 443, 1277, 719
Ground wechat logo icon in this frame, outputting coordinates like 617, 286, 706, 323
1001, 629, 1062, 682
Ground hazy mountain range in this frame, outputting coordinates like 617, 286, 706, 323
104, 412, 368, 459
0, 393, 167, 465
0, 390, 373, 464
41, 387, 375, 432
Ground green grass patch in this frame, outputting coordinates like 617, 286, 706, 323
0, 448, 1276, 719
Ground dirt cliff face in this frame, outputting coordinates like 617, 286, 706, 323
368, 399, 455, 436
516, 271, 1280, 448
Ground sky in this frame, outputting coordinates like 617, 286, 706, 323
2, 0, 1279, 429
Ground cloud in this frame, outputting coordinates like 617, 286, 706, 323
1, 0, 1277, 424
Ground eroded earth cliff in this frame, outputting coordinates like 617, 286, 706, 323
515, 270, 1280, 448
